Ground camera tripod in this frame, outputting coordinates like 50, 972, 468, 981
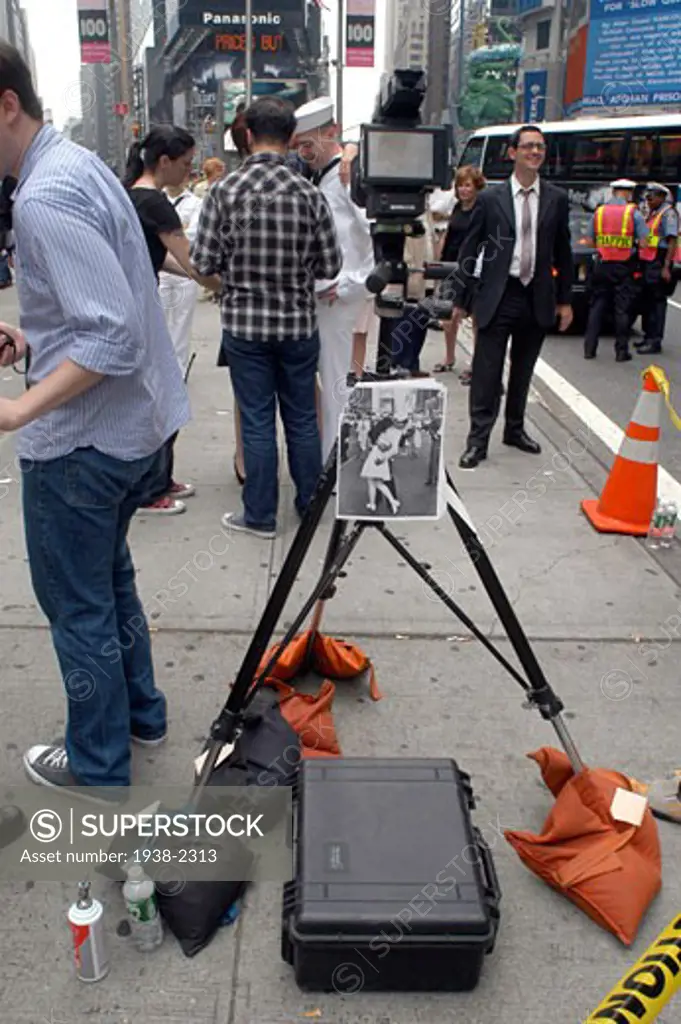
192, 376, 585, 803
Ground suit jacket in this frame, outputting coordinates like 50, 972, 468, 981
453, 178, 574, 332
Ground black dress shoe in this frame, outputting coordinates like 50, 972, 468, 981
636, 343, 662, 355
459, 446, 487, 469
503, 431, 542, 455
584, 350, 596, 360
616, 351, 633, 362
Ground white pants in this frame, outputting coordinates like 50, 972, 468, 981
158, 273, 200, 377
317, 299, 363, 462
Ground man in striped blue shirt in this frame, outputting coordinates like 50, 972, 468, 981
0, 42, 190, 798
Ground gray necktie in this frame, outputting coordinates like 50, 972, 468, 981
519, 189, 533, 286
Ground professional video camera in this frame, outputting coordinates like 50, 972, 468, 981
351, 70, 458, 373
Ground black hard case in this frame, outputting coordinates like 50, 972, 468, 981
282, 758, 501, 992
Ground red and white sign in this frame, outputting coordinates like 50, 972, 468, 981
77, 0, 111, 65
346, 0, 375, 68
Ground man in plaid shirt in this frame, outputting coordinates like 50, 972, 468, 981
191, 97, 342, 538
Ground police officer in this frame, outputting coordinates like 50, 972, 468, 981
584, 178, 649, 362
635, 182, 679, 356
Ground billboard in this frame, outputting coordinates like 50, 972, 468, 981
523, 69, 547, 122
581, 0, 681, 111
346, 0, 376, 68
77, 0, 111, 64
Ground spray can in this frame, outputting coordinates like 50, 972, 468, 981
67, 880, 110, 983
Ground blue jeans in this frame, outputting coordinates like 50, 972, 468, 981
223, 331, 322, 530
21, 446, 168, 787
0, 251, 11, 286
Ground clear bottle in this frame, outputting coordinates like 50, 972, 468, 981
661, 501, 678, 550
646, 500, 666, 550
122, 863, 164, 951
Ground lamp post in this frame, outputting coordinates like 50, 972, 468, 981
336, 0, 344, 135
245, 0, 253, 107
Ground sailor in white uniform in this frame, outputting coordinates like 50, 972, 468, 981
293, 96, 375, 461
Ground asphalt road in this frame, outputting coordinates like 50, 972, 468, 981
540, 293, 681, 482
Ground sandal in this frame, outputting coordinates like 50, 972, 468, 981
459, 369, 472, 386
434, 363, 455, 373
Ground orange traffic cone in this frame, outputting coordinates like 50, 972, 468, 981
582, 370, 661, 535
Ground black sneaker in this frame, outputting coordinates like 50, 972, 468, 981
23, 744, 126, 804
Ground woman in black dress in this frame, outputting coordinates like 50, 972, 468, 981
123, 126, 221, 514
434, 165, 486, 384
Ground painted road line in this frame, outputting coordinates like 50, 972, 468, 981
533, 355, 681, 507
669, 298, 681, 311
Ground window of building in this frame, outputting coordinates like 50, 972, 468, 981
536, 19, 551, 50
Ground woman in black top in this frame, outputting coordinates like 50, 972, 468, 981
434, 165, 486, 383
123, 126, 221, 514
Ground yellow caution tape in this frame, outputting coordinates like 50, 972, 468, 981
645, 365, 681, 430
584, 914, 681, 1023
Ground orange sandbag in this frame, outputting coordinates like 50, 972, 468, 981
505, 747, 662, 946
265, 678, 341, 759
257, 630, 383, 700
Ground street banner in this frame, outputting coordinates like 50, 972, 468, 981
77, 0, 111, 65
346, 0, 376, 69
523, 69, 547, 122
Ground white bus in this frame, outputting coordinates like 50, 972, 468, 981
458, 114, 681, 326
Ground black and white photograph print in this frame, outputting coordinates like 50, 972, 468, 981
336, 380, 447, 522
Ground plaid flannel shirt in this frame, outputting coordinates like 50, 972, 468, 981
191, 152, 343, 341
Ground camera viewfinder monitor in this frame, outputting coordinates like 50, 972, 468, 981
361, 125, 451, 191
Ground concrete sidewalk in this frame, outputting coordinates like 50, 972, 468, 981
1, 292, 680, 1024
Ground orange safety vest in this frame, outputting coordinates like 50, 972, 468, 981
594, 202, 637, 262
639, 205, 681, 264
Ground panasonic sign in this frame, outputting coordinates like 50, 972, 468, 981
202, 11, 283, 25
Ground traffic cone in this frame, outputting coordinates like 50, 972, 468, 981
582, 370, 661, 536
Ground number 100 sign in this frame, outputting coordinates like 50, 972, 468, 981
77, 5, 111, 64
346, 0, 376, 68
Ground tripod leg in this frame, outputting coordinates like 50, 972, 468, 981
443, 472, 585, 773
307, 519, 348, 659
252, 523, 366, 693
377, 525, 531, 691
192, 445, 339, 797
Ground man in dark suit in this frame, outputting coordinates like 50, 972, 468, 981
454, 125, 574, 470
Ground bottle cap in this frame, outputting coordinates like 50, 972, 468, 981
126, 863, 145, 882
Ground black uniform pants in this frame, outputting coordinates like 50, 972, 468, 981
584, 260, 636, 357
467, 278, 545, 451
640, 258, 669, 350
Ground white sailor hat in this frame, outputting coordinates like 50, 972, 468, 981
646, 181, 670, 195
611, 178, 637, 190
295, 96, 335, 134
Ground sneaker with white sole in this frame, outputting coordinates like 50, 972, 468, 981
136, 496, 186, 515
647, 773, 681, 824
168, 481, 195, 499
23, 744, 127, 804
221, 512, 276, 539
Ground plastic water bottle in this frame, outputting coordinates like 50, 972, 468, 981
646, 501, 666, 549
661, 501, 678, 549
122, 864, 164, 951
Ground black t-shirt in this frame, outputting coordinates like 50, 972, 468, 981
127, 187, 183, 278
